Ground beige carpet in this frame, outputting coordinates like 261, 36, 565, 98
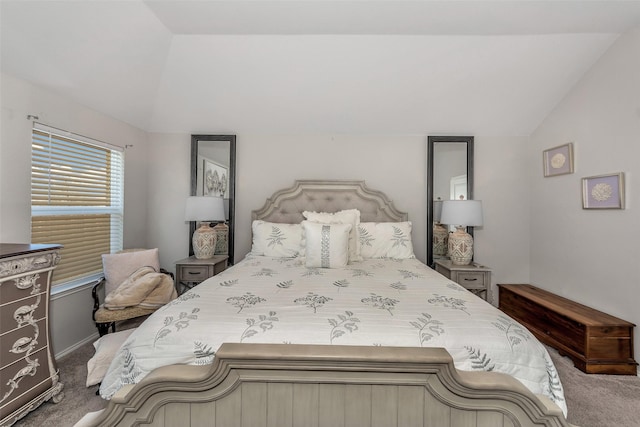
546, 346, 640, 427
12, 334, 640, 426
12, 319, 143, 427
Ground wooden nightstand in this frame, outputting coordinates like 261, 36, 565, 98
434, 259, 492, 301
175, 255, 228, 295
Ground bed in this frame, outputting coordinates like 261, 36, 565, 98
85, 180, 574, 427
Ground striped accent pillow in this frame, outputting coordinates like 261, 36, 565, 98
302, 221, 352, 268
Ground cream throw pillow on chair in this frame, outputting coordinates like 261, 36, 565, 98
101, 248, 160, 296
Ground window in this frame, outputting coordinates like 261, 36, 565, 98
31, 124, 124, 289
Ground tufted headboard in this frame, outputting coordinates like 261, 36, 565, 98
251, 180, 407, 223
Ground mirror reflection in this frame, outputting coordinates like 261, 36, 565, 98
190, 135, 236, 264
426, 136, 474, 267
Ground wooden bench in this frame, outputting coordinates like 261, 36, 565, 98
498, 284, 637, 375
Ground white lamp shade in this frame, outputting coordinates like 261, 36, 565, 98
185, 196, 225, 222
440, 200, 483, 227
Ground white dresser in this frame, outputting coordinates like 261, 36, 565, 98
0, 244, 64, 426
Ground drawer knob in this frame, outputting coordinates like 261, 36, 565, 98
464, 278, 478, 281
187, 271, 200, 275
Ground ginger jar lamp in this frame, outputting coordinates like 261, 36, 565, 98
185, 196, 225, 259
432, 198, 449, 257
440, 199, 483, 265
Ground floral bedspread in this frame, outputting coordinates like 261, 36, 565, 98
99, 255, 566, 415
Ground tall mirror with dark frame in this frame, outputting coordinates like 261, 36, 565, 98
190, 135, 236, 264
426, 136, 474, 268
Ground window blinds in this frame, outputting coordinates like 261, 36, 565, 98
31, 124, 124, 286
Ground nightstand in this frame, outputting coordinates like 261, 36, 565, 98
175, 255, 228, 295
434, 259, 492, 301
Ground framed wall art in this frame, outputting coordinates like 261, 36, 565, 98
582, 172, 625, 209
203, 159, 228, 197
543, 142, 574, 177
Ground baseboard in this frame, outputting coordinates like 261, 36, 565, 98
55, 331, 99, 359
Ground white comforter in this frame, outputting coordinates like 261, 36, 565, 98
100, 255, 566, 415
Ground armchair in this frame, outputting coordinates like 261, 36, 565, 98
92, 248, 176, 336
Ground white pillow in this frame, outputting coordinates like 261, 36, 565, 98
86, 328, 135, 387
102, 249, 160, 296
303, 209, 362, 263
251, 220, 303, 258
358, 222, 415, 259
303, 221, 352, 268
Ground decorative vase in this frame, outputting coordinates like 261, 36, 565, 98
432, 222, 448, 256
213, 222, 229, 255
448, 226, 474, 265
192, 222, 217, 259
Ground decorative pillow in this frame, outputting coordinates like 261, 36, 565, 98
251, 220, 303, 258
302, 221, 352, 268
86, 328, 135, 387
102, 248, 160, 296
358, 222, 415, 259
303, 209, 362, 263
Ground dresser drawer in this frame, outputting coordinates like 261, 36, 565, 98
433, 260, 491, 301
0, 272, 50, 305
0, 294, 47, 334
454, 271, 487, 290
0, 347, 53, 419
178, 265, 210, 282
0, 251, 56, 281
0, 318, 47, 367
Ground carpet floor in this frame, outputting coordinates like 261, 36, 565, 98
11, 332, 640, 426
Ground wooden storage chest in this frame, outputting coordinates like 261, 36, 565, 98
498, 283, 637, 375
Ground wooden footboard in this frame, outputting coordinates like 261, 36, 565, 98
85, 344, 574, 427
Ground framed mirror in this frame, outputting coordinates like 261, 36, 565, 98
426, 136, 474, 268
190, 135, 236, 264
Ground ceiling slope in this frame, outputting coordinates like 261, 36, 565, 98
2, 1, 639, 134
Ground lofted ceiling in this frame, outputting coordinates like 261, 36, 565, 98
2, 1, 640, 135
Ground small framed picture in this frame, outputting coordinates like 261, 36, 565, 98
543, 143, 574, 177
582, 173, 625, 209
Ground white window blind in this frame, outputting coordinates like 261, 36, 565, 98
31, 124, 124, 288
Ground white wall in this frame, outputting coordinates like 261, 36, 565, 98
529, 28, 640, 360
0, 73, 150, 355
234, 134, 427, 259
474, 135, 531, 303
145, 133, 192, 270
144, 133, 431, 268
1, 77, 534, 356
146, 132, 532, 309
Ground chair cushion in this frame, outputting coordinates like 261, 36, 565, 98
94, 305, 157, 323
102, 248, 160, 296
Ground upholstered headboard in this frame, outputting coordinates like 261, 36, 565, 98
252, 180, 407, 223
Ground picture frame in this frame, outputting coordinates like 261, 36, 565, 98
543, 142, 574, 177
203, 159, 228, 197
582, 172, 625, 209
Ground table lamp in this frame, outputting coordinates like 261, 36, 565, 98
185, 196, 225, 259
440, 199, 483, 265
